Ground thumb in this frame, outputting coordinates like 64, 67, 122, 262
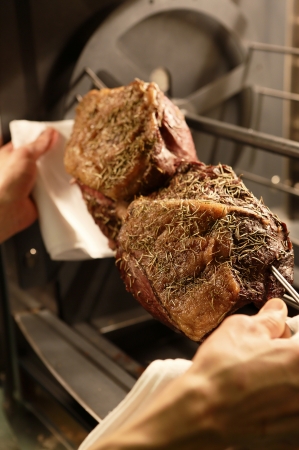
24, 128, 59, 160
254, 298, 288, 339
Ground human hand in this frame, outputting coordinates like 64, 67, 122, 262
0, 128, 58, 243
189, 298, 299, 449
94, 299, 299, 450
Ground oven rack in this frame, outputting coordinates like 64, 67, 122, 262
64, 40, 299, 201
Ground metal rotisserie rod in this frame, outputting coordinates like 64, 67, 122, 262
238, 170, 299, 197
184, 112, 299, 159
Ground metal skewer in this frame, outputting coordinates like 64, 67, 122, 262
271, 266, 299, 305
283, 294, 299, 311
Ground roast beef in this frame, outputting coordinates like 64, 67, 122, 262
64, 79, 197, 248
116, 162, 293, 341
64, 80, 294, 342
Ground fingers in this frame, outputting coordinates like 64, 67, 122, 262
21, 128, 59, 160
1, 128, 58, 161
281, 324, 293, 339
0, 143, 13, 165
0, 142, 13, 152
253, 298, 288, 339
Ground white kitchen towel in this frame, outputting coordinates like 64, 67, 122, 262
79, 358, 193, 450
9, 120, 114, 260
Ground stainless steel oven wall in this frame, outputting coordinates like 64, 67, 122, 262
0, 0, 123, 142
224, 0, 291, 211
288, 0, 299, 219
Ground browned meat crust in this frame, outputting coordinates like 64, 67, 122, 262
64, 79, 197, 248
116, 162, 293, 341
64, 80, 294, 341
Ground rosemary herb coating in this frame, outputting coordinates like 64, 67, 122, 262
116, 162, 293, 341
64, 79, 197, 248
64, 79, 293, 341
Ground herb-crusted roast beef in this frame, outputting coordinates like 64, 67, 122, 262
64, 80, 294, 341
64, 79, 197, 248
116, 162, 293, 341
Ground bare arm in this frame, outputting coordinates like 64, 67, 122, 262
0, 128, 58, 243
91, 299, 299, 450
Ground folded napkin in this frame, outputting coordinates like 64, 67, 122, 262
9, 120, 114, 260
79, 358, 192, 450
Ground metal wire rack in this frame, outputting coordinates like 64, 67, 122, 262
64, 39, 299, 201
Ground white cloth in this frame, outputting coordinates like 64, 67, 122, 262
9, 120, 114, 261
79, 358, 192, 450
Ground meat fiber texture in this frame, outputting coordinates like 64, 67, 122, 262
116, 162, 294, 341
64, 79, 197, 249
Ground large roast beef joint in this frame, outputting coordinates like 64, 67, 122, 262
65, 81, 294, 341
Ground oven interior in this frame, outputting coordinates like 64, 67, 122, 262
0, 1, 299, 448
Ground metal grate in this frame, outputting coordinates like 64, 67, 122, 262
65, 62, 299, 198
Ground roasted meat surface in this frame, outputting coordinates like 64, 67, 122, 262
116, 162, 293, 341
64, 80, 294, 342
64, 79, 197, 248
